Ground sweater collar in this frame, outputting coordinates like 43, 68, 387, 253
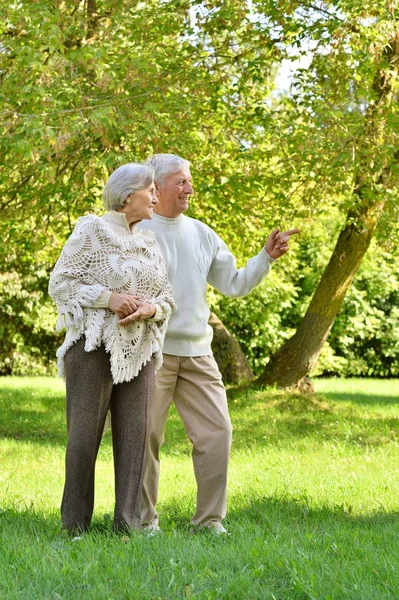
150, 213, 184, 225
102, 211, 138, 233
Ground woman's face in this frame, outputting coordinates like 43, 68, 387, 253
124, 182, 159, 224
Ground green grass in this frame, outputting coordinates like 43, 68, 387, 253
1, 377, 399, 599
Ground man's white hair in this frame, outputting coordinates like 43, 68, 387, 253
146, 154, 190, 184
103, 163, 154, 210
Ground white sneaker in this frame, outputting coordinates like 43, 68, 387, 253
199, 523, 230, 536
143, 523, 162, 536
211, 524, 230, 535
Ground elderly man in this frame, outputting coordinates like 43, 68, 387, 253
139, 153, 299, 534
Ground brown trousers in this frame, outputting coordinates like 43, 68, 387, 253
62, 339, 154, 532
140, 354, 232, 528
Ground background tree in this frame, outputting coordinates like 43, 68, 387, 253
0, 0, 398, 379
0, 0, 283, 373
257, 1, 399, 387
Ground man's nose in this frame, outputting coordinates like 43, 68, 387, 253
184, 183, 194, 194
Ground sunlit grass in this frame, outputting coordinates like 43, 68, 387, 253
1, 377, 399, 599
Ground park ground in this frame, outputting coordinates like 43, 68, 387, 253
1, 377, 399, 599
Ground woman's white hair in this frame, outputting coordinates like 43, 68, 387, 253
103, 163, 154, 210
146, 154, 190, 184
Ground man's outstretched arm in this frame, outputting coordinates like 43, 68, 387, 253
207, 227, 299, 298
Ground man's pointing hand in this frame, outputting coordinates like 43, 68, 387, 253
265, 228, 300, 259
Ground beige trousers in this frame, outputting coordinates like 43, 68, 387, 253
140, 354, 233, 528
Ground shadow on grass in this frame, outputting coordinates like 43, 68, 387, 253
224, 494, 399, 587
231, 411, 399, 450
1, 379, 399, 453
316, 391, 399, 406
0, 505, 57, 524
227, 494, 399, 527
0, 385, 67, 446
157, 388, 399, 457
227, 387, 399, 451
0, 379, 187, 451
0, 506, 121, 540
2, 495, 399, 538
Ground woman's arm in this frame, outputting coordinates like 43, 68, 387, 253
49, 218, 108, 327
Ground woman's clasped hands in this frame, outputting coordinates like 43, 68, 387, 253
108, 293, 156, 325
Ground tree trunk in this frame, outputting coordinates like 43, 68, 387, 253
257, 33, 398, 389
257, 212, 379, 388
209, 312, 254, 384
86, 0, 97, 38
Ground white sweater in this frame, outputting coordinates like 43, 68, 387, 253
139, 213, 273, 357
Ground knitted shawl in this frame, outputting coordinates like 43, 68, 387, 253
49, 215, 175, 383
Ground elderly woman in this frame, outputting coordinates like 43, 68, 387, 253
49, 162, 175, 534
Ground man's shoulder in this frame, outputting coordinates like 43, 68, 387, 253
139, 215, 219, 249
183, 215, 217, 236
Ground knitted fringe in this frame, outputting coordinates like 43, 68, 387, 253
109, 345, 162, 384
56, 324, 164, 384
56, 331, 82, 379
56, 306, 84, 331
55, 285, 105, 331
102, 318, 164, 384
84, 310, 106, 351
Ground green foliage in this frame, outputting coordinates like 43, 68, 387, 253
211, 222, 399, 378
328, 248, 399, 377
0, 272, 59, 375
208, 257, 300, 375
1, 0, 398, 375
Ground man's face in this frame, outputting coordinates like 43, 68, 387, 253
154, 169, 193, 218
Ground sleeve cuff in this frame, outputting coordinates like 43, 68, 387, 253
262, 248, 275, 263
147, 304, 163, 322
91, 290, 112, 308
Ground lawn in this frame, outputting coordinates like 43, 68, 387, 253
1, 377, 399, 599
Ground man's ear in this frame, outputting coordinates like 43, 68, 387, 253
154, 182, 162, 199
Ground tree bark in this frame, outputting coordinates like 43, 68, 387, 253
209, 312, 254, 384
86, 0, 97, 38
257, 210, 380, 387
257, 33, 398, 389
